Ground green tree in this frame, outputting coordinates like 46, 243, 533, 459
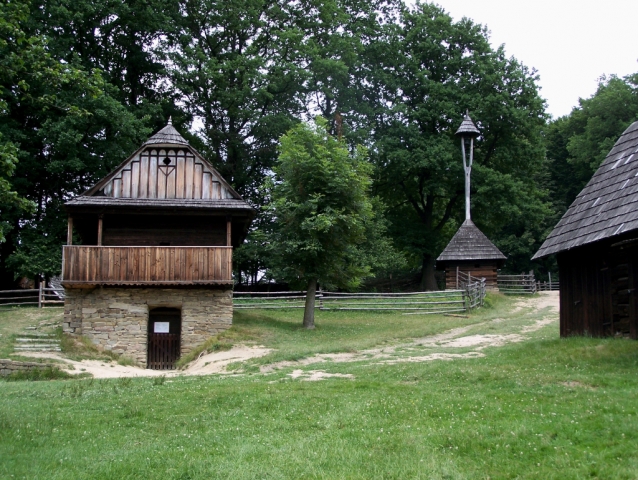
545, 74, 638, 214
264, 118, 376, 328
0, 0, 151, 285
170, 0, 311, 203
369, 3, 548, 288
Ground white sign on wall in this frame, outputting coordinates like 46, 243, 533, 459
154, 322, 170, 333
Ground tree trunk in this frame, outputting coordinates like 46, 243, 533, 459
303, 278, 317, 329
420, 254, 439, 291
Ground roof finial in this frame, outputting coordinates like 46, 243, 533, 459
168, 116, 173, 126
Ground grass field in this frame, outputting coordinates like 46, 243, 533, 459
1, 295, 638, 479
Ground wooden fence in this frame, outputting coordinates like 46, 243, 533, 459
234, 286, 487, 314
536, 281, 559, 291
0, 285, 65, 308
457, 271, 487, 308
497, 273, 537, 294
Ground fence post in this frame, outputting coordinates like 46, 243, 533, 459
318, 288, 323, 310
456, 266, 459, 289
548, 272, 552, 290
38, 283, 43, 308
481, 278, 486, 306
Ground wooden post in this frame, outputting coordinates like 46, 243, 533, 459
67, 217, 73, 246
456, 266, 459, 289
226, 217, 232, 247
549, 272, 552, 290
97, 215, 103, 246
38, 282, 43, 309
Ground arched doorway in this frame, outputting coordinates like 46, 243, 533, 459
147, 307, 181, 370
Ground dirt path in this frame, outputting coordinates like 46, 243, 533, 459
18, 292, 558, 379
262, 292, 559, 377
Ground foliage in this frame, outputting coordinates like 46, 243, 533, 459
369, 3, 549, 287
263, 118, 381, 326
169, 0, 307, 202
0, 0, 159, 285
545, 73, 638, 214
265, 118, 375, 287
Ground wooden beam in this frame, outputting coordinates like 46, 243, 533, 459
226, 217, 232, 247
97, 215, 103, 246
67, 217, 73, 246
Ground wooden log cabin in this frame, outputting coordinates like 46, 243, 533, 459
436, 219, 507, 290
533, 120, 638, 339
62, 119, 255, 368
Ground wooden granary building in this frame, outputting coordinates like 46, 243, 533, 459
62, 120, 254, 368
533, 120, 638, 339
437, 220, 507, 290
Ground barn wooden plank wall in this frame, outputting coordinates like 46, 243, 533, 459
62, 246, 232, 285
102, 148, 228, 200
558, 245, 638, 339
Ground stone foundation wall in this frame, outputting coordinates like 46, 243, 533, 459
63, 287, 233, 365
0, 359, 57, 376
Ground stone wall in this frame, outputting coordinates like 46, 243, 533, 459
0, 359, 57, 376
63, 287, 233, 366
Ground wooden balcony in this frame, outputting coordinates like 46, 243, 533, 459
62, 246, 233, 286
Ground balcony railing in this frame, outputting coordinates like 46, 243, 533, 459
62, 246, 232, 286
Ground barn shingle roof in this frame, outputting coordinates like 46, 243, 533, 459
533, 120, 638, 259
437, 220, 506, 262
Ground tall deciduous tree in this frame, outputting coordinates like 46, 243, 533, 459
369, 3, 548, 288
545, 74, 638, 214
264, 118, 376, 328
170, 0, 310, 203
0, 0, 152, 285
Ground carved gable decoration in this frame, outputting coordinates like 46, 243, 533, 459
98, 147, 231, 200
85, 121, 239, 201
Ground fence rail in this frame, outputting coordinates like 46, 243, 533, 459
234, 285, 487, 314
0, 285, 65, 308
536, 281, 559, 291
497, 273, 537, 294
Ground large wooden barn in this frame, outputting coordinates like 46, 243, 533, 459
62, 120, 254, 368
533, 120, 638, 339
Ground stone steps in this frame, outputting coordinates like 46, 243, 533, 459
14, 345, 61, 352
14, 333, 61, 353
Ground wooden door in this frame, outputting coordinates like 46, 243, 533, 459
147, 308, 181, 370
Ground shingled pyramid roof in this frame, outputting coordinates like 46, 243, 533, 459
437, 220, 506, 262
143, 118, 189, 146
533, 120, 638, 259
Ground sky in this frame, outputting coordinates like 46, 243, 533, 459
426, 0, 638, 118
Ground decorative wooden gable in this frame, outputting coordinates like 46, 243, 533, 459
87, 120, 237, 201
98, 147, 231, 200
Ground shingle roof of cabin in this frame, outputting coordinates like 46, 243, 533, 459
437, 220, 506, 262
533, 120, 638, 259
143, 118, 189, 146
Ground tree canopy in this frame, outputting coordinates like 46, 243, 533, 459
3, 0, 632, 291
545, 74, 638, 214
368, 3, 549, 288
